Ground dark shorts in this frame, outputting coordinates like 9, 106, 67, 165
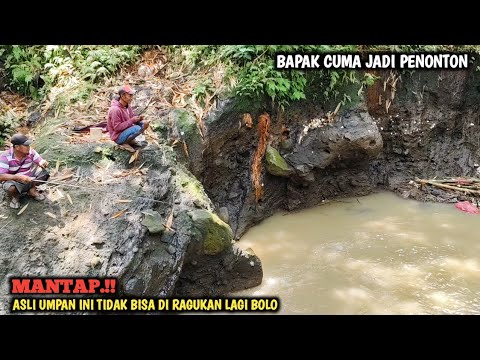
1, 169, 50, 194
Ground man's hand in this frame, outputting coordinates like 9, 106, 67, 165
16, 174, 33, 183
142, 120, 150, 130
133, 115, 145, 124
39, 159, 49, 169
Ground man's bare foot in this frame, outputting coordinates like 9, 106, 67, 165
130, 140, 147, 148
119, 144, 136, 153
28, 187, 46, 201
8, 197, 20, 209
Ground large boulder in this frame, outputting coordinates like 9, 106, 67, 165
0, 114, 263, 314
285, 110, 383, 172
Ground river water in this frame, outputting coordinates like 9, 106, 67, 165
234, 192, 480, 314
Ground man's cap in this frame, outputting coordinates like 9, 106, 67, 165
11, 133, 33, 146
118, 85, 136, 95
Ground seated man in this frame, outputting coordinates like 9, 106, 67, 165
107, 85, 150, 153
0, 133, 50, 209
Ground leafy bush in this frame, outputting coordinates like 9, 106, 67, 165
175, 45, 376, 107
173, 45, 480, 108
0, 45, 148, 144
0, 45, 146, 100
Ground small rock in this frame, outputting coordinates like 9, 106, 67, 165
249, 261, 255, 267
90, 256, 102, 268
280, 138, 293, 151
90, 238, 105, 245
167, 245, 176, 255
228, 192, 239, 200
142, 211, 164, 234
193, 199, 203, 208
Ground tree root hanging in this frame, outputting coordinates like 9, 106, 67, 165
252, 113, 270, 202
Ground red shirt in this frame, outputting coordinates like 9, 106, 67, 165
107, 99, 135, 142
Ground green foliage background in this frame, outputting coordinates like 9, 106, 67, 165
2, 44, 477, 105
0, 45, 147, 143
171, 45, 479, 108
0, 45, 145, 100
1, 44, 477, 144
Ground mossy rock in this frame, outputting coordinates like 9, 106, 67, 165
265, 145, 294, 177
173, 109, 201, 141
175, 169, 210, 208
189, 210, 233, 255
142, 210, 164, 234
151, 119, 169, 140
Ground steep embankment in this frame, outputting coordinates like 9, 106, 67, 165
196, 65, 480, 238
0, 89, 261, 315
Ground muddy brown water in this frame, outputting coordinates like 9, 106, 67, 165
234, 192, 480, 314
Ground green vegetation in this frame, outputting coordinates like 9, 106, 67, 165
0, 45, 149, 144
3, 44, 478, 107
2, 44, 479, 146
170, 45, 480, 108
0, 45, 146, 100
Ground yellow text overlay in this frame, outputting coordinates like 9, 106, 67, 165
10, 297, 280, 313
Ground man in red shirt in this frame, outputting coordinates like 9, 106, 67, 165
0, 133, 50, 209
107, 85, 150, 153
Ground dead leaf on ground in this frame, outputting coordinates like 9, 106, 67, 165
129, 150, 139, 164
45, 212, 57, 219
17, 203, 29, 216
56, 188, 64, 198
50, 174, 73, 182
164, 208, 174, 231
110, 208, 128, 219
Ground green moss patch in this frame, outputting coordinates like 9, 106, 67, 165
189, 210, 233, 255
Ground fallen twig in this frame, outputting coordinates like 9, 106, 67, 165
415, 178, 480, 195
0, 219, 13, 231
